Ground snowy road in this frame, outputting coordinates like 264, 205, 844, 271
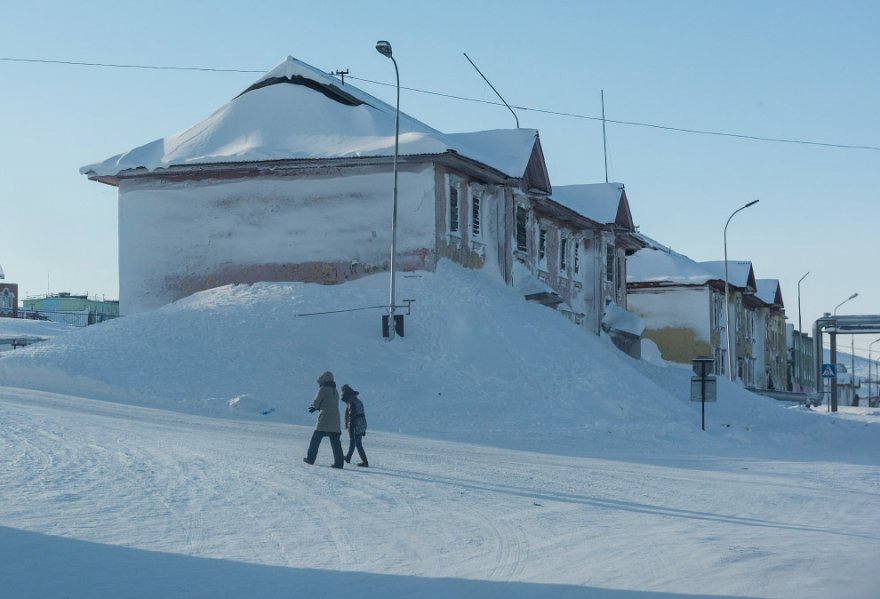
1, 386, 878, 598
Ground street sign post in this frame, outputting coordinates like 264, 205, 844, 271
691, 357, 717, 431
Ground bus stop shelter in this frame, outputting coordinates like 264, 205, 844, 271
814, 314, 880, 411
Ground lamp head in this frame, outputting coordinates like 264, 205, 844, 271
376, 40, 393, 58
849, 292, 859, 300
745, 199, 760, 208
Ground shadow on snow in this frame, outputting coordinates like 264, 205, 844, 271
0, 526, 760, 599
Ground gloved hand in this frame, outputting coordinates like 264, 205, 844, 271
308, 406, 317, 413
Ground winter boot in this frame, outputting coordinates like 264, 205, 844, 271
357, 462, 369, 468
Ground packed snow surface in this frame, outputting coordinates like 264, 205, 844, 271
1, 262, 878, 598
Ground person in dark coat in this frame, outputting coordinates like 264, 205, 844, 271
341, 384, 368, 468
303, 371, 344, 469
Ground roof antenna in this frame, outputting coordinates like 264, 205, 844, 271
463, 53, 519, 128
602, 90, 609, 183
334, 69, 349, 85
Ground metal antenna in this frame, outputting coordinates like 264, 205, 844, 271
334, 69, 349, 84
463, 53, 519, 128
601, 90, 609, 183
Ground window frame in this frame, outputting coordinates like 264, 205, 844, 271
515, 205, 528, 252
471, 190, 482, 238
448, 177, 461, 235
559, 236, 568, 271
539, 228, 548, 265
605, 243, 616, 284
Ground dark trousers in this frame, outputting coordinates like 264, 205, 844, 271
346, 431, 368, 463
305, 431, 344, 467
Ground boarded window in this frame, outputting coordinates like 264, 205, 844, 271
539, 229, 547, 261
515, 206, 528, 252
573, 242, 580, 274
560, 237, 567, 270
449, 184, 459, 233
472, 195, 481, 236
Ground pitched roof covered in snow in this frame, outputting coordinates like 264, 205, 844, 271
627, 247, 720, 286
699, 260, 757, 292
80, 56, 542, 184
755, 279, 784, 309
550, 183, 633, 229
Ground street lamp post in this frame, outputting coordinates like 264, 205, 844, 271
830, 292, 857, 411
376, 40, 401, 340
797, 271, 809, 334
723, 200, 760, 381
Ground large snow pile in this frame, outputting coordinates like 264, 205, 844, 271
2, 261, 879, 599
0, 318, 75, 353
0, 261, 862, 457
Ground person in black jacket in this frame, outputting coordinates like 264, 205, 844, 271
340, 384, 368, 467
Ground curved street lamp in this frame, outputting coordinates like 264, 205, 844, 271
376, 40, 401, 340
833, 292, 858, 316
723, 199, 760, 381
797, 271, 810, 334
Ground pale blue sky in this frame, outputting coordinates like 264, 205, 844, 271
1, 1, 878, 352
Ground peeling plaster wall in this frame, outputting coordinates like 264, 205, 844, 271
628, 287, 712, 363
433, 168, 508, 277
118, 166, 437, 314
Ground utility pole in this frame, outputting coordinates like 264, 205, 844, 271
334, 69, 349, 84
852, 335, 856, 406
601, 90, 608, 183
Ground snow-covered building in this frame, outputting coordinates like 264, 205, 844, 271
80, 56, 642, 340
787, 324, 816, 393
0, 263, 17, 317
698, 260, 758, 385
626, 247, 727, 371
627, 246, 771, 385
21, 293, 119, 327
535, 183, 643, 340
748, 279, 787, 390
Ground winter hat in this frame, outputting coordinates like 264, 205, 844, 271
341, 384, 358, 397
317, 371, 335, 385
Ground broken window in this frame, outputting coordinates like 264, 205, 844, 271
573, 241, 580, 274
515, 206, 528, 252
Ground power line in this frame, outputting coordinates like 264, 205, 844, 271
2, 55, 878, 152
0, 56, 263, 74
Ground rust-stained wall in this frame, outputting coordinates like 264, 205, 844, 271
642, 327, 713, 364
118, 164, 439, 314
163, 250, 433, 303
